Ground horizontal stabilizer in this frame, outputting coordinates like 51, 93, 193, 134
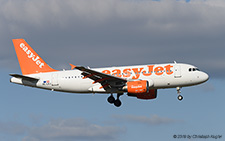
10, 74, 39, 81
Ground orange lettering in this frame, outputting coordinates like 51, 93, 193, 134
102, 65, 173, 78
112, 69, 122, 77
143, 65, 154, 76
102, 70, 110, 75
123, 68, 131, 77
155, 66, 164, 75
164, 65, 173, 75
132, 68, 144, 79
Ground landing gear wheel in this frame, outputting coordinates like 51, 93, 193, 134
114, 99, 122, 107
176, 87, 183, 101
107, 93, 123, 107
178, 95, 183, 101
107, 94, 115, 104
114, 93, 123, 107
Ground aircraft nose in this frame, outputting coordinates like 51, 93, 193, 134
201, 72, 209, 82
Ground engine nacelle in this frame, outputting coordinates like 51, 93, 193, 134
128, 89, 157, 100
126, 80, 149, 93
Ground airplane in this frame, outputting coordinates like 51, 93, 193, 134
10, 39, 209, 107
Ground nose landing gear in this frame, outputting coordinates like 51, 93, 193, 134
107, 93, 123, 107
176, 87, 183, 101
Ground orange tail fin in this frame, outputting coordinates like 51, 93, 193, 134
12, 39, 57, 75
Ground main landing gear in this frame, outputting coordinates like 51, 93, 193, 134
107, 93, 123, 107
177, 87, 183, 101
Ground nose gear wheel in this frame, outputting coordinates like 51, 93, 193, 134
176, 87, 183, 101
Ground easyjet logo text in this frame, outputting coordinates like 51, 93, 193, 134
131, 85, 143, 89
20, 43, 44, 68
102, 65, 173, 79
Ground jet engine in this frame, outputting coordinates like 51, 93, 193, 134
124, 80, 157, 100
126, 80, 149, 93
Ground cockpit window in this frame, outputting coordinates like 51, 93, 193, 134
189, 68, 200, 72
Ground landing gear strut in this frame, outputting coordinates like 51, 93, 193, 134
177, 87, 183, 101
107, 93, 123, 107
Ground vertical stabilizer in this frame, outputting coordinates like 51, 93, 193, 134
12, 39, 57, 75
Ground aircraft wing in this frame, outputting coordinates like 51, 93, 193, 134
74, 65, 127, 92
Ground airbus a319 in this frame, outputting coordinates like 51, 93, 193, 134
10, 39, 209, 107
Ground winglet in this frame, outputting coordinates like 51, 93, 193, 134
70, 64, 77, 70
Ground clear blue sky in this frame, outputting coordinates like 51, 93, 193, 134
0, 0, 225, 141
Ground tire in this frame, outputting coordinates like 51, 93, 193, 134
178, 95, 183, 101
114, 99, 122, 107
107, 95, 115, 104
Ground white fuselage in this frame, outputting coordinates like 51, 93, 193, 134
11, 63, 209, 94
